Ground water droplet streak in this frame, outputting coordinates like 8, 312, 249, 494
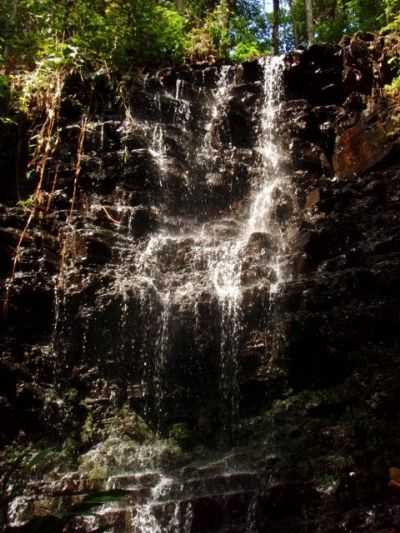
111, 58, 289, 442
208, 57, 286, 436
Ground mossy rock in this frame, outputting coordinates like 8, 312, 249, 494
168, 422, 194, 450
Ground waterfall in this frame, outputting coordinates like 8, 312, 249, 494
153, 291, 171, 426
6, 56, 294, 533
105, 57, 288, 437
200, 65, 233, 161
52, 57, 288, 438
208, 56, 285, 438
150, 123, 168, 183
247, 56, 287, 296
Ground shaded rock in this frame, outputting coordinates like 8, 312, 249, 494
129, 205, 160, 238
305, 188, 320, 210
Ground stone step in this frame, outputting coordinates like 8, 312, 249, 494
25, 474, 103, 496
151, 471, 259, 502
107, 471, 161, 490
149, 490, 256, 533
67, 507, 132, 532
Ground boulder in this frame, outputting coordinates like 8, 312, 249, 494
333, 108, 399, 178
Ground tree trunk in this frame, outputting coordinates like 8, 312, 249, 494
176, 0, 185, 12
305, 0, 314, 44
272, 0, 280, 55
287, 0, 298, 47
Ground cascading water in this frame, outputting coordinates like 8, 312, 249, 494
208, 56, 286, 438
111, 57, 289, 530
109, 57, 288, 434
200, 65, 233, 160
41, 57, 293, 533
244, 56, 287, 296
150, 123, 168, 183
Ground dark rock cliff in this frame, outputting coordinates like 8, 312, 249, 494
1, 32, 400, 532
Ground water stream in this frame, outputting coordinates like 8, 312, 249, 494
106, 57, 289, 434
108, 57, 289, 529
48, 56, 292, 532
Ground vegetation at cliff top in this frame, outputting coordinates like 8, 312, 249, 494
0, 0, 399, 115
0, 0, 399, 75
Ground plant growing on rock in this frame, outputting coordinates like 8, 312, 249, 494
81, 403, 154, 447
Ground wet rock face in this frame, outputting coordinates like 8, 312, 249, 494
2, 34, 400, 533
332, 103, 400, 178
284, 44, 344, 105
282, 33, 400, 184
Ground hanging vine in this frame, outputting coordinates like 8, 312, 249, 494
57, 114, 89, 295
3, 69, 65, 315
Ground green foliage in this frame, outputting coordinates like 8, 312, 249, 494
384, 0, 400, 22
385, 74, 400, 96
231, 40, 263, 61
68, 1, 187, 67
8, 44, 67, 114
152, 5, 187, 61
185, 0, 231, 60
0, 0, 273, 71
0, 0, 188, 71
185, 1, 271, 61
289, 0, 305, 45
287, 0, 348, 46
206, 0, 231, 57
230, 15, 268, 61
314, 2, 348, 43
288, 0, 397, 46
185, 25, 216, 60
0, 74, 10, 100
0, 0, 399, 84
345, 0, 383, 32
383, 13, 400, 32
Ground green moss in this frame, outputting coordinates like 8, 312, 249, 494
0, 74, 9, 102
168, 423, 193, 450
80, 401, 154, 448
0, 441, 78, 502
104, 405, 154, 443
79, 434, 189, 479
81, 412, 96, 445
86, 464, 108, 481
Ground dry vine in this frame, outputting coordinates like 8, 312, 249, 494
3, 70, 64, 315
57, 113, 89, 295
